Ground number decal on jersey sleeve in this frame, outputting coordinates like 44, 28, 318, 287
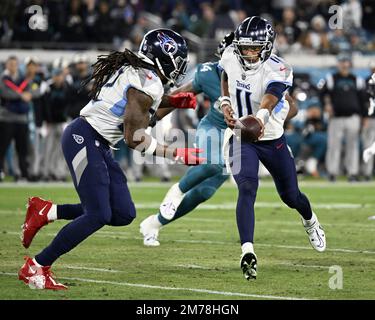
236, 88, 252, 117
104, 68, 124, 87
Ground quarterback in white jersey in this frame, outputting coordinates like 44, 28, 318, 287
219, 17, 326, 281
18, 29, 204, 291
219, 46, 293, 140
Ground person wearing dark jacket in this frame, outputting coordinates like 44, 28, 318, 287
0, 56, 34, 181
320, 54, 367, 182
41, 68, 72, 181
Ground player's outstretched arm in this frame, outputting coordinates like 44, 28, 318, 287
158, 81, 197, 110
152, 81, 197, 125
124, 87, 205, 165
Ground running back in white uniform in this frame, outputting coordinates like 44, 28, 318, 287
219, 45, 293, 140
80, 65, 164, 145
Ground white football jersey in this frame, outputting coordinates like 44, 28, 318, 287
80, 65, 164, 145
219, 45, 293, 140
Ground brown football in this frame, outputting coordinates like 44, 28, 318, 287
234, 115, 262, 143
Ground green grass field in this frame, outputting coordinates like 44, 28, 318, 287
0, 180, 375, 300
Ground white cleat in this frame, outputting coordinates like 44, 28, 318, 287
159, 183, 185, 220
302, 213, 326, 252
140, 215, 161, 247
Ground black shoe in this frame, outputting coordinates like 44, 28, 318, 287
160, 177, 171, 183
240, 252, 257, 280
328, 174, 336, 182
348, 175, 359, 183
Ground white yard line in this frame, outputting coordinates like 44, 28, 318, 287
135, 202, 373, 210
174, 264, 212, 270
4, 231, 375, 255
63, 266, 122, 273
278, 262, 330, 269
1, 201, 373, 216
0, 272, 307, 300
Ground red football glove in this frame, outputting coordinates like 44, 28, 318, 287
173, 148, 206, 165
169, 92, 197, 109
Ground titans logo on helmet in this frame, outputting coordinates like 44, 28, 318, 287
157, 32, 178, 56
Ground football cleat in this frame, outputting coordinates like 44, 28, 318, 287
159, 183, 185, 220
240, 252, 257, 280
303, 213, 326, 252
140, 215, 161, 247
21, 197, 53, 248
18, 256, 67, 290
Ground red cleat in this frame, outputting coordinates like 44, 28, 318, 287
19, 256, 67, 290
21, 197, 53, 248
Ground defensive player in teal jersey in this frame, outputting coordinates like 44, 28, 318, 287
140, 34, 297, 246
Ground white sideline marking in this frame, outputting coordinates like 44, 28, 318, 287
5, 230, 375, 254
174, 264, 212, 270
135, 202, 372, 210
0, 272, 307, 300
278, 263, 330, 269
64, 266, 121, 273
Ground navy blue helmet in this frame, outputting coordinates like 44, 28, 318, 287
138, 28, 188, 86
233, 16, 276, 70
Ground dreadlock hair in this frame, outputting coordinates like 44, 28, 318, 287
83, 49, 159, 99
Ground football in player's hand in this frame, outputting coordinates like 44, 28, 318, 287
234, 115, 263, 143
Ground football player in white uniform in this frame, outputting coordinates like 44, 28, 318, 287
219, 17, 326, 280
362, 73, 375, 220
18, 29, 204, 290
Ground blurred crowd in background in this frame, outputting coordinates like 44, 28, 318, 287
0, 0, 374, 54
0, 0, 375, 183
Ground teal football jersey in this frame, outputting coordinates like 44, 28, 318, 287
192, 62, 227, 129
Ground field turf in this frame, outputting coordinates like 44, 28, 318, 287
0, 180, 374, 300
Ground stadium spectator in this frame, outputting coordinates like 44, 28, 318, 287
320, 54, 367, 182
24, 56, 47, 181
63, 0, 86, 43
190, 3, 215, 37
304, 15, 329, 53
41, 67, 71, 181
0, 56, 34, 181
207, 2, 235, 41
94, 1, 116, 43
82, 0, 98, 42
278, 7, 303, 46
68, 54, 91, 119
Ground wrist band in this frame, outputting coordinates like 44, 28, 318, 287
218, 96, 231, 111
256, 108, 270, 125
144, 136, 158, 155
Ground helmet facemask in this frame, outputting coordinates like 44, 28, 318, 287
233, 38, 273, 71
155, 53, 188, 87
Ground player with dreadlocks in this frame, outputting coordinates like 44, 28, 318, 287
18, 29, 204, 290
